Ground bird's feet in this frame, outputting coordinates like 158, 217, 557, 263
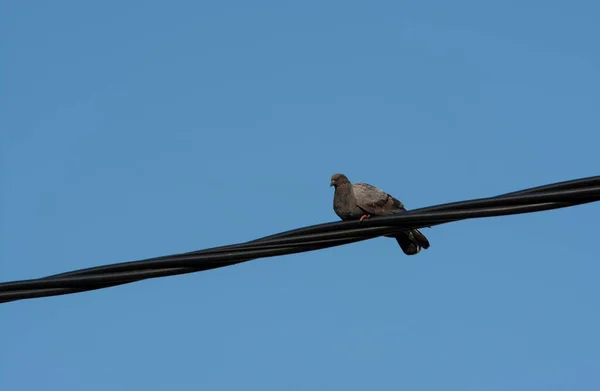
359, 214, 370, 222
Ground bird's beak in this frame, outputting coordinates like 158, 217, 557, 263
329, 180, 334, 187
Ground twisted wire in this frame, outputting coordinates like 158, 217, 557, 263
1, 176, 598, 304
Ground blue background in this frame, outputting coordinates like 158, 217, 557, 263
1, 1, 599, 390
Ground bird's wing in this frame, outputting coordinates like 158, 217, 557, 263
353, 182, 405, 215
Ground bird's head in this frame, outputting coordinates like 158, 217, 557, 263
330, 173, 350, 187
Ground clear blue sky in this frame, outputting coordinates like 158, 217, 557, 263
1, 1, 599, 390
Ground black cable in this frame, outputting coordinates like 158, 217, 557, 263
1, 176, 599, 304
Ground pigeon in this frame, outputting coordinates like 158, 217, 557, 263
330, 173, 430, 255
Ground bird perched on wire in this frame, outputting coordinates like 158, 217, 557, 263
330, 173, 430, 255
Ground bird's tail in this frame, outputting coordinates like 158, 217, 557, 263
390, 229, 430, 255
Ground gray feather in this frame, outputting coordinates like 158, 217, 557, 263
353, 182, 405, 215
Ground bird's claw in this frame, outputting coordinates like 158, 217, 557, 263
359, 214, 370, 222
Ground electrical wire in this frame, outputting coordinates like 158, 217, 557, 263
1, 176, 599, 304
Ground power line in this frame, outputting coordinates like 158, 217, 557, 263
1, 176, 599, 304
